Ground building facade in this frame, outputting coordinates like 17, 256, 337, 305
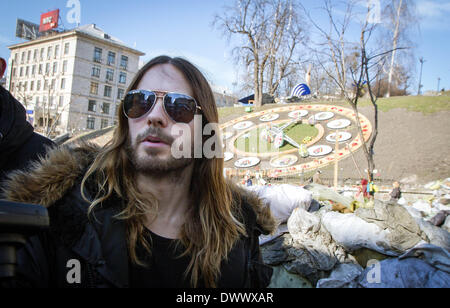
6, 24, 144, 137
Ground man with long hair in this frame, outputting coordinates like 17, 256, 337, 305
1, 56, 276, 288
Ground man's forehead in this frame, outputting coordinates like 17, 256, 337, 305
137, 64, 193, 96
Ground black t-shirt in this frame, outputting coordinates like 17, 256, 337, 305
129, 228, 194, 288
129, 228, 250, 288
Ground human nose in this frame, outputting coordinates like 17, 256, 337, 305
145, 96, 169, 127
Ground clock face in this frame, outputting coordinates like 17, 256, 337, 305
270, 154, 298, 167
314, 112, 334, 121
233, 121, 254, 130
308, 145, 333, 156
221, 105, 372, 176
259, 113, 280, 122
326, 132, 352, 142
327, 119, 351, 129
234, 157, 260, 168
288, 110, 309, 118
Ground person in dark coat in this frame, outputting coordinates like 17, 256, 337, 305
1, 56, 276, 288
0, 57, 55, 185
389, 181, 402, 202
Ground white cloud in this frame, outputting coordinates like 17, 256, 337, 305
416, 0, 450, 29
416, 0, 450, 17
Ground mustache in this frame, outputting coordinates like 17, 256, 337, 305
136, 126, 174, 145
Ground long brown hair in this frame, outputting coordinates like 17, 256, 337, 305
81, 56, 246, 287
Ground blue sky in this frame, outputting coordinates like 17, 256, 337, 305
1, 0, 449, 95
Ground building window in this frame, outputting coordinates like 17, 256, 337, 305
24, 82, 28, 92
104, 85, 112, 97
63, 60, 68, 73
102, 102, 110, 114
94, 47, 102, 63
25, 66, 29, 77
45, 63, 50, 74
35, 96, 40, 106
54, 45, 60, 58
18, 82, 22, 92
106, 69, 114, 82
37, 80, 41, 91
50, 79, 56, 90
39, 64, 43, 75
49, 96, 55, 107
52, 62, 58, 74
92, 65, 100, 78
44, 80, 49, 90
119, 72, 126, 84
107, 51, 116, 65
11, 82, 15, 92
32, 65, 36, 76
86, 117, 95, 130
117, 88, 124, 100
59, 95, 64, 107
40, 48, 44, 61
21, 52, 25, 64
14, 53, 18, 62
47, 46, 52, 60
88, 100, 96, 112
20, 67, 23, 77
101, 119, 109, 129
30, 81, 34, 91
33, 49, 38, 61
27, 50, 31, 62
61, 78, 66, 89
12, 68, 16, 77
120, 55, 128, 69
64, 43, 70, 55
90, 82, 99, 95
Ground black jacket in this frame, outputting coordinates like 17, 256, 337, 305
1, 144, 276, 288
0, 85, 55, 185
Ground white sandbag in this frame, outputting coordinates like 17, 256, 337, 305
246, 184, 313, 223
397, 197, 406, 205
411, 200, 434, 217
321, 211, 396, 256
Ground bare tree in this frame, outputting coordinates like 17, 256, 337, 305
305, 0, 406, 181
213, 0, 306, 106
382, 0, 417, 97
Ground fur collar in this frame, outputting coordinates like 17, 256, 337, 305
1, 143, 276, 235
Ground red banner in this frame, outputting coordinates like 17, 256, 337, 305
39, 9, 59, 32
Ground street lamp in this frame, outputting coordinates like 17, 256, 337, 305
437, 77, 441, 93
417, 57, 426, 95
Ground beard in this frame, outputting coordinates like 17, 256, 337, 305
126, 126, 194, 176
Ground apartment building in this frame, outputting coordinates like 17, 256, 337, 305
6, 24, 144, 137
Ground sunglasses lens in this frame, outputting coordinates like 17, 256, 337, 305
124, 91, 155, 118
164, 94, 197, 123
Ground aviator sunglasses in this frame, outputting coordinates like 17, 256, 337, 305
123, 89, 202, 123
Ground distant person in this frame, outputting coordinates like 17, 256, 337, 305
0, 57, 55, 186
246, 176, 253, 187
312, 170, 323, 185
355, 178, 369, 202
389, 181, 402, 202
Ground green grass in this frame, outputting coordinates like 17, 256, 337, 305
218, 95, 450, 121
234, 123, 318, 153
344, 95, 450, 114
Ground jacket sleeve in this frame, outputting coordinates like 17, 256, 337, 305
1, 232, 52, 288
247, 225, 273, 288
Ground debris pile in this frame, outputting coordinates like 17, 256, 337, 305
252, 181, 450, 288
